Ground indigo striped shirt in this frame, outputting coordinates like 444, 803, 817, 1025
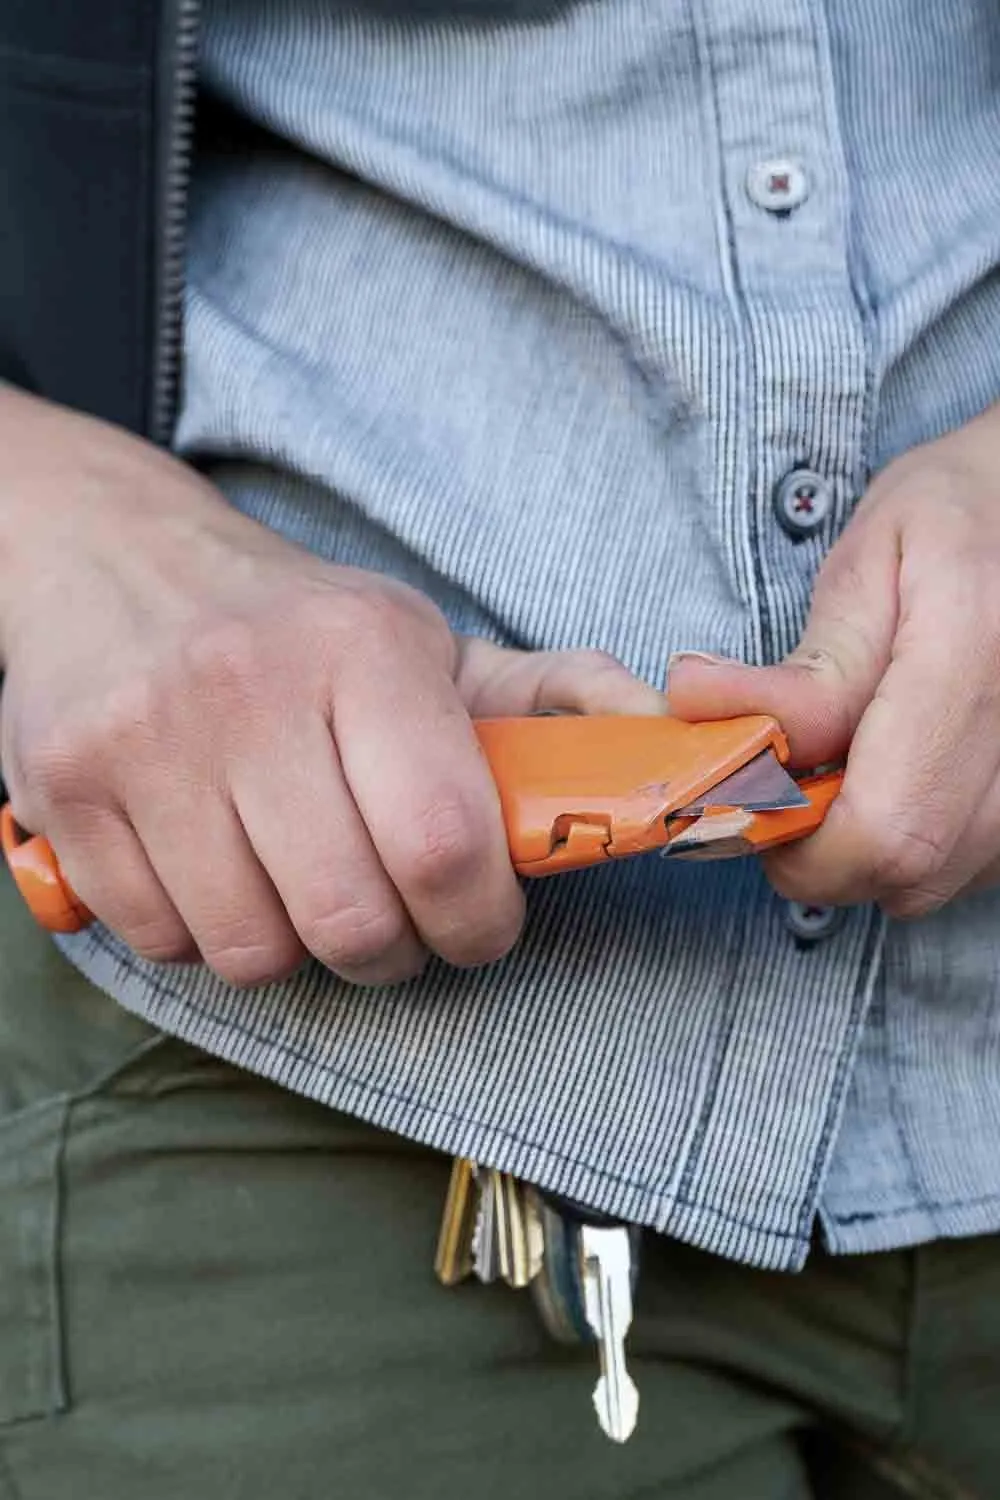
60, 0, 1000, 1269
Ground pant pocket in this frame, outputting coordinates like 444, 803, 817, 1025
0, 1031, 184, 1431
0, 1097, 68, 1426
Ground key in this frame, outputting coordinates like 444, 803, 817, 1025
472, 1168, 544, 1288
494, 1169, 518, 1284
496, 1171, 544, 1289
434, 1156, 479, 1286
472, 1166, 500, 1283
527, 1187, 589, 1343
520, 1181, 546, 1287
528, 1191, 641, 1441
578, 1221, 639, 1443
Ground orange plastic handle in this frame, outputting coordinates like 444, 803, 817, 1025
740, 770, 843, 852
474, 713, 793, 873
0, 803, 93, 933
1, 714, 843, 932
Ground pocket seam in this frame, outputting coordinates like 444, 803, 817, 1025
0, 1097, 69, 1428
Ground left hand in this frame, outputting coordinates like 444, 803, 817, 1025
667, 400, 1000, 919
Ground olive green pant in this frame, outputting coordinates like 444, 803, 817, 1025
1, 868, 998, 1500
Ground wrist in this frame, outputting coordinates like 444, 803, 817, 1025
0, 386, 125, 667
0, 386, 50, 663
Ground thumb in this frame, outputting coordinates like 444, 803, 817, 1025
456, 639, 667, 718
666, 533, 898, 766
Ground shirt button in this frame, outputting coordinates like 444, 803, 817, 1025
785, 901, 845, 945
746, 157, 810, 214
773, 468, 833, 539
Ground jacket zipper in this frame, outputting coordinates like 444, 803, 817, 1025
150, 0, 201, 446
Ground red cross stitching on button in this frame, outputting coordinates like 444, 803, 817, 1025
747, 160, 809, 214
793, 487, 816, 514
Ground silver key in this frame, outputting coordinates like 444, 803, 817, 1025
473, 1169, 544, 1289
472, 1167, 500, 1282
578, 1222, 639, 1443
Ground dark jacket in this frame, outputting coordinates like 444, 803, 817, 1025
0, 0, 193, 444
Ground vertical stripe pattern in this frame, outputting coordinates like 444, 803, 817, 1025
59, 0, 1000, 1269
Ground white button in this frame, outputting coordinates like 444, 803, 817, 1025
746, 158, 810, 214
785, 902, 844, 944
773, 468, 833, 539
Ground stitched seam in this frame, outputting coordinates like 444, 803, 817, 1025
88, 930, 810, 1241
794, 910, 885, 1241
684, 0, 763, 661
692, 5, 774, 666
826, 1191, 1000, 1228
69, 1035, 170, 1105
48, 1104, 70, 1418
675, 897, 762, 1202
0, 1103, 68, 1431
811, 0, 880, 487
0, 1039, 169, 1138
86, 931, 1000, 1247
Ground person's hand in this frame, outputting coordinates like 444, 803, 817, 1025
0, 388, 664, 985
667, 401, 1000, 919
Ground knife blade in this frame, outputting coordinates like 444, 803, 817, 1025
672, 749, 808, 816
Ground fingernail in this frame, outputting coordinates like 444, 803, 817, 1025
667, 650, 734, 670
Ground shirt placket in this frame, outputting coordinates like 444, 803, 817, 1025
697, 0, 872, 664
661, 0, 889, 1261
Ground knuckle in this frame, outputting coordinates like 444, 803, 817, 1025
28, 681, 161, 808
181, 619, 261, 697
321, 586, 402, 654
334, 947, 429, 988
299, 900, 408, 972
127, 920, 196, 966
870, 822, 950, 896
880, 885, 949, 922
99, 672, 157, 732
199, 917, 304, 987
205, 942, 304, 988
27, 724, 96, 806
396, 796, 485, 896
448, 908, 524, 968
572, 647, 622, 675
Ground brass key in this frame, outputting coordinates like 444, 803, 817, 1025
496, 1171, 544, 1289
434, 1158, 547, 1294
434, 1156, 479, 1286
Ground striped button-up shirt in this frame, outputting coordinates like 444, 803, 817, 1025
60, 0, 1000, 1269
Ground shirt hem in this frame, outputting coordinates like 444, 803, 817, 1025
59, 932, 1000, 1272
56, 932, 824, 1272
818, 1195, 1000, 1256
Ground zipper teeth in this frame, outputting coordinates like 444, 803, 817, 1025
151, 0, 200, 446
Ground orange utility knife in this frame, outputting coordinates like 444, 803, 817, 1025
1, 713, 842, 934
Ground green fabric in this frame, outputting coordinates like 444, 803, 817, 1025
0, 868, 996, 1500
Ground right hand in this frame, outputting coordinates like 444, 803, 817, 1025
0, 389, 665, 986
